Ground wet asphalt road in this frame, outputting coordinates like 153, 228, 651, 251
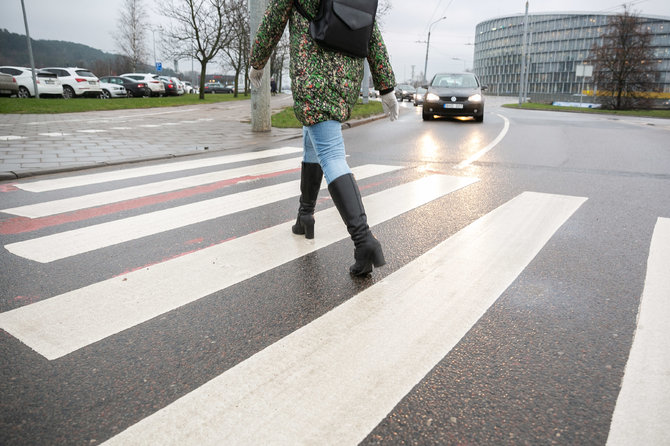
1, 98, 669, 445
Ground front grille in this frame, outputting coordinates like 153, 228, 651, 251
439, 96, 468, 102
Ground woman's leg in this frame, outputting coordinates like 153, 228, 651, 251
305, 121, 385, 276
292, 127, 323, 239
303, 120, 351, 184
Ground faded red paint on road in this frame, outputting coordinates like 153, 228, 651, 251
0, 168, 300, 235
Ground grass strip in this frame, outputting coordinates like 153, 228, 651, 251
0, 94, 250, 114
503, 102, 670, 119
271, 100, 384, 128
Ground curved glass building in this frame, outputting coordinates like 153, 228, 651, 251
473, 12, 670, 104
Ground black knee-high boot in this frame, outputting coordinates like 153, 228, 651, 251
328, 173, 386, 276
292, 162, 323, 239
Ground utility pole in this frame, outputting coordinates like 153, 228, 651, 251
361, 60, 370, 104
424, 17, 446, 85
249, 0, 271, 132
518, 1, 529, 105
20, 0, 38, 99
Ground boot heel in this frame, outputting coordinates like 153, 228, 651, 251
293, 214, 315, 239
304, 220, 315, 239
371, 244, 386, 267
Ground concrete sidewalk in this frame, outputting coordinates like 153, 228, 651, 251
0, 94, 305, 181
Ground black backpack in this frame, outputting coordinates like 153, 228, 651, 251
294, 0, 378, 58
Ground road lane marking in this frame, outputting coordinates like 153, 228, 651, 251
39, 132, 71, 137
455, 113, 510, 169
5, 164, 403, 262
607, 217, 670, 446
2, 157, 304, 218
0, 136, 26, 141
0, 174, 478, 360
101, 191, 586, 445
12, 146, 302, 192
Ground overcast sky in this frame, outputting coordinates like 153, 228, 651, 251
1, 0, 668, 81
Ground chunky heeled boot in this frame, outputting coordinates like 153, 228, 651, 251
328, 173, 386, 276
292, 162, 323, 239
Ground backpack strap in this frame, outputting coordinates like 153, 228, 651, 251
293, 0, 313, 21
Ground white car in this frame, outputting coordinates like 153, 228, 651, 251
0, 66, 64, 98
42, 67, 102, 98
100, 80, 127, 99
120, 73, 166, 97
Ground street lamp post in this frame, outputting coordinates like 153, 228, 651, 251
452, 57, 466, 71
424, 16, 446, 84
152, 29, 157, 74
20, 0, 38, 99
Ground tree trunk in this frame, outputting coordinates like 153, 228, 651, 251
199, 59, 208, 100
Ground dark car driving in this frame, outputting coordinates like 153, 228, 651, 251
99, 76, 151, 97
203, 82, 233, 94
422, 73, 486, 122
395, 84, 416, 102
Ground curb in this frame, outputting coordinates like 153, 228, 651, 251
0, 113, 387, 181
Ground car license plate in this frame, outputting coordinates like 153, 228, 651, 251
444, 103, 463, 109
45, 80, 54, 84
89, 81, 97, 85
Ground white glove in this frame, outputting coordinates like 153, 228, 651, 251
381, 91, 399, 121
249, 67, 264, 89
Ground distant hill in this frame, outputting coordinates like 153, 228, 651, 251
0, 28, 120, 67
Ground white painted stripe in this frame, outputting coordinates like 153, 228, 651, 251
607, 217, 670, 446
77, 129, 106, 133
0, 174, 478, 360
2, 157, 303, 218
5, 164, 403, 263
39, 132, 71, 137
101, 191, 586, 445
13, 146, 302, 192
455, 113, 510, 169
0, 136, 26, 141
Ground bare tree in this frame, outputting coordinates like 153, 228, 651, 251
161, 0, 233, 99
219, 0, 250, 97
114, 0, 149, 72
376, 0, 392, 25
589, 8, 658, 109
269, 32, 289, 93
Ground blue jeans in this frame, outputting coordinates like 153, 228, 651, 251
302, 120, 352, 184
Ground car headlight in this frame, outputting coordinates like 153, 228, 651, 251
425, 93, 440, 102
468, 93, 482, 102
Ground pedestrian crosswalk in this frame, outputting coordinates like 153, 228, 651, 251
0, 146, 667, 444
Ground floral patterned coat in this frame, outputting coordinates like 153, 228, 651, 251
250, 0, 396, 126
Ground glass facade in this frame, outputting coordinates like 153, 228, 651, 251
473, 12, 670, 103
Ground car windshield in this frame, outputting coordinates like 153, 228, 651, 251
432, 74, 478, 88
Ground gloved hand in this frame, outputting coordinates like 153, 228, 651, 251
249, 66, 264, 89
381, 91, 399, 121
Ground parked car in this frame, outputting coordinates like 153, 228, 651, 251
183, 81, 195, 94
158, 76, 181, 96
120, 73, 166, 96
172, 77, 185, 95
0, 66, 64, 98
0, 72, 19, 97
99, 76, 150, 97
203, 82, 233, 94
99, 80, 127, 99
395, 84, 416, 102
413, 87, 427, 106
422, 72, 486, 122
42, 67, 101, 98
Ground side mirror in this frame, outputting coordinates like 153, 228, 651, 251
421, 84, 428, 89
481, 85, 488, 91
